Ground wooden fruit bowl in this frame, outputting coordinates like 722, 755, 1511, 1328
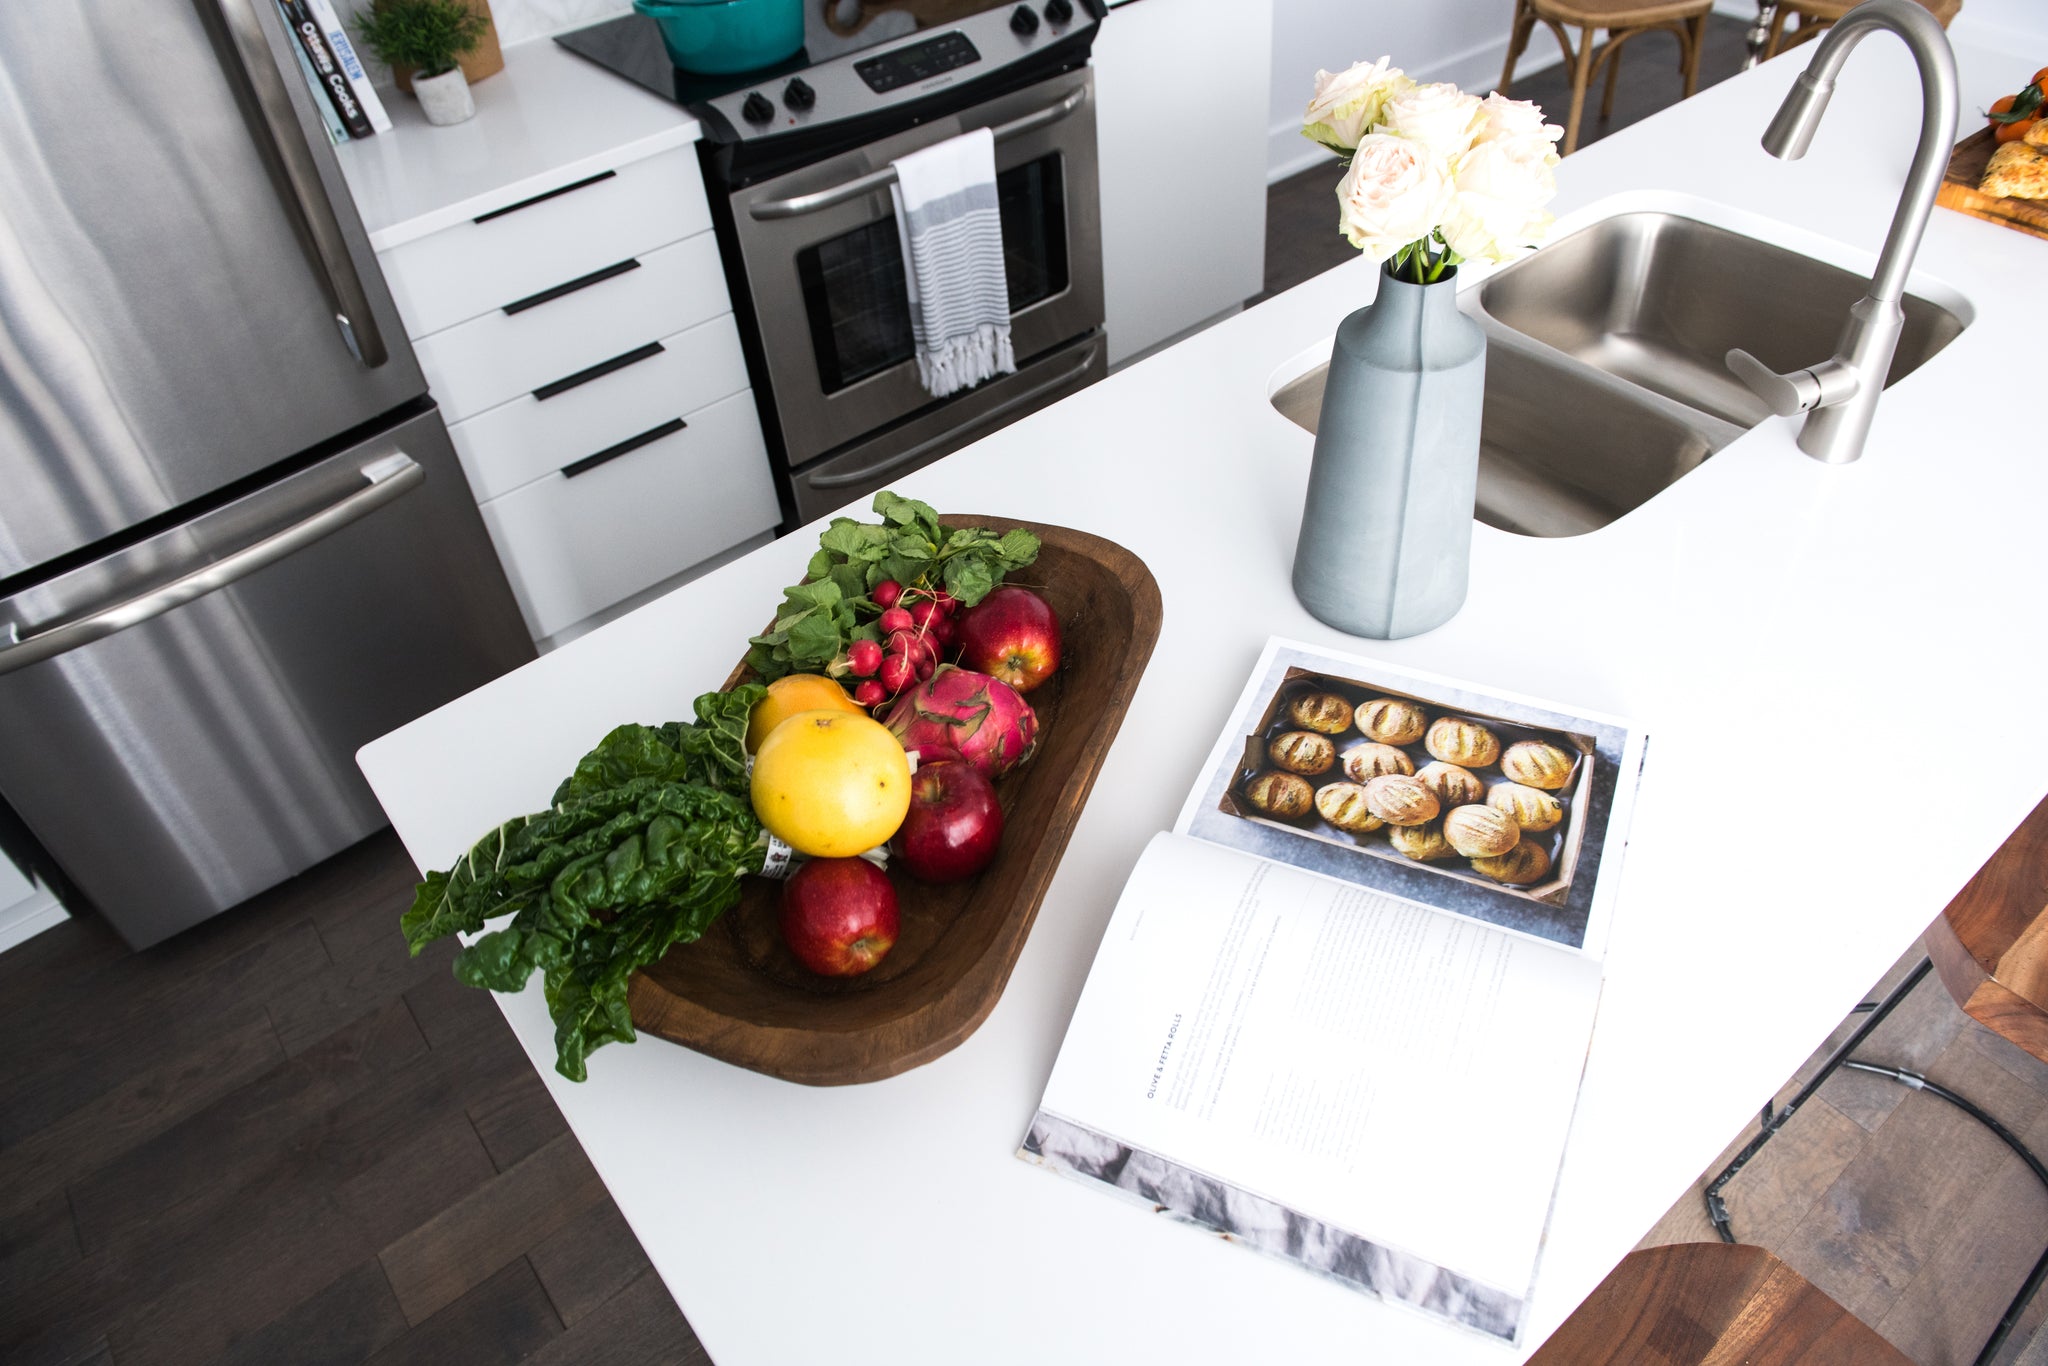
626, 517, 1162, 1085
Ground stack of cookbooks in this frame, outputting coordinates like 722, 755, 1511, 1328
276, 0, 391, 144
1019, 637, 1648, 1347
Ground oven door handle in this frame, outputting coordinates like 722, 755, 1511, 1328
811, 339, 1100, 490
748, 85, 1088, 222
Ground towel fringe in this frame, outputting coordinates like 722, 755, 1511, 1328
916, 323, 1016, 400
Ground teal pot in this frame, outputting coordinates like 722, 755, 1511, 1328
1291, 263, 1486, 640
633, 0, 804, 74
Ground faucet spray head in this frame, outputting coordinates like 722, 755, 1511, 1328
1763, 72, 1835, 159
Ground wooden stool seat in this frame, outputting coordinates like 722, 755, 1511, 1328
1499, 0, 1715, 154
1927, 792, 2048, 1064
1763, 0, 1962, 59
1528, 1242, 1915, 1364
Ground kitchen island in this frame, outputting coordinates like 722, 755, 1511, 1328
359, 34, 2046, 1364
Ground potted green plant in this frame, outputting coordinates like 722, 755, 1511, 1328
355, 0, 491, 126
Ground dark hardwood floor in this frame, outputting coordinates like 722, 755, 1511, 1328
0, 831, 710, 1366
1258, 14, 1756, 304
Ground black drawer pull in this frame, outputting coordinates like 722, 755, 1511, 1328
533, 341, 666, 402
503, 259, 640, 316
562, 418, 686, 479
474, 169, 616, 224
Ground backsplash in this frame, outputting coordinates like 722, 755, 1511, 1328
331, 0, 631, 54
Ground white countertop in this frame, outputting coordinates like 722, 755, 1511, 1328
335, 37, 699, 251
359, 36, 2047, 1364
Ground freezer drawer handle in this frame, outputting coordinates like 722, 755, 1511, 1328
0, 454, 423, 679
212, 0, 390, 368
503, 259, 641, 316
747, 85, 1087, 222
810, 340, 1098, 490
562, 419, 686, 478
533, 341, 666, 402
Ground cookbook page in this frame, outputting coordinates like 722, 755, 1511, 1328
1175, 638, 1646, 957
1023, 832, 1603, 1343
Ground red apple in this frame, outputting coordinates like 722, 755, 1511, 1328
894, 757, 1004, 882
954, 587, 1061, 692
780, 858, 899, 976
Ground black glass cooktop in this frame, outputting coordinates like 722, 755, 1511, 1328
556, 0, 1015, 109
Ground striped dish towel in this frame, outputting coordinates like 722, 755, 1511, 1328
890, 128, 1016, 399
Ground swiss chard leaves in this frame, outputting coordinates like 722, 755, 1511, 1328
402, 688, 770, 1081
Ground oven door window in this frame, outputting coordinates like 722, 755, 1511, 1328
796, 152, 1071, 395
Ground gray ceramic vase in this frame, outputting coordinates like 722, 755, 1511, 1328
1291, 264, 1485, 640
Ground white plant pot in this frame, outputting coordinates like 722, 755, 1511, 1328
414, 67, 474, 126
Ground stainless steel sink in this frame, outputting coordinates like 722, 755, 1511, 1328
1477, 212, 1966, 428
1271, 335, 1737, 539
1271, 209, 1967, 538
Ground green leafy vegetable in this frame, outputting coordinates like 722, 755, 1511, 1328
745, 490, 1040, 683
401, 684, 770, 1081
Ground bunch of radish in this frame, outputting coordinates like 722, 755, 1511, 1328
839, 579, 959, 708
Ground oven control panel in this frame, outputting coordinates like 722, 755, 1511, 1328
698, 0, 1097, 146
855, 32, 981, 94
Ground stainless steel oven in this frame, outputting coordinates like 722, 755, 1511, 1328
732, 66, 1104, 520
559, 0, 1107, 526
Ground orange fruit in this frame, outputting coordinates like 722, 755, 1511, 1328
750, 710, 910, 857
746, 674, 864, 752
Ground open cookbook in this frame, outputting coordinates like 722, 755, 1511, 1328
1018, 638, 1648, 1345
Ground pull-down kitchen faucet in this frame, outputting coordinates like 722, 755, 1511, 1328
1724, 0, 1957, 465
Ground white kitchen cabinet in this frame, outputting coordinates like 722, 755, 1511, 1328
1092, 0, 1273, 367
337, 42, 782, 648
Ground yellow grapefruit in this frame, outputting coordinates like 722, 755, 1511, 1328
746, 673, 864, 752
750, 710, 911, 857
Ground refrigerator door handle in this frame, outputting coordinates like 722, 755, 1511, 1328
212, 0, 390, 369
0, 454, 423, 678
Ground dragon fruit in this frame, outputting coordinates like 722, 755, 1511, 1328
884, 666, 1039, 779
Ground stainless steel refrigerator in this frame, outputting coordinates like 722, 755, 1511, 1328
0, 0, 535, 947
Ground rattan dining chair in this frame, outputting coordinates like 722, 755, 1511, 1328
1498, 0, 1716, 154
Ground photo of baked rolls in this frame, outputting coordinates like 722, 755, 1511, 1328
1443, 805, 1520, 858
1342, 742, 1415, 781
1425, 717, 1501, 768
1269, 731, 1336, 775
1472, 842, 1553, 886
1288, 691, 1355, 734
1363, 774, 1440, 827
1243, 771, 1315, 818
1315, 782, 1385, 833
1501, 741, 1574, 790
1416, 760, 1485, 808
1356, 698, 1427, 745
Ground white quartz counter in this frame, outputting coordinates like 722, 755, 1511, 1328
360, 35, 2048, 1364
334, 37, 699, 250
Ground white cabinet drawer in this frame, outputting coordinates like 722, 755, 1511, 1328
478, 390, 780, 641
416, 232, 731, 424
450, 313, 750, 502
380, 144, 713, 339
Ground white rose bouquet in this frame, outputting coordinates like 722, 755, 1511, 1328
1303, 59, 1563, 284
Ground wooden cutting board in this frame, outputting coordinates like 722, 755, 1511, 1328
1937, 127, 2048, 240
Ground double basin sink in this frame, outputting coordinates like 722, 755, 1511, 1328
1269, 208, 1967, 537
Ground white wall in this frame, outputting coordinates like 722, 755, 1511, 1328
333, 0, 630, 52
1268, 0, 1571, 184
1951, 0, 2048, 47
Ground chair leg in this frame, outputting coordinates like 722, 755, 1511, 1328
1763, 4, 1790, 59
1600, 36, 1623, 119
1499, 0, 1535, 96
1683, 11, 1707, 97
1562, 25, 1597, 155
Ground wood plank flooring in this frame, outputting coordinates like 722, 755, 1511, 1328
0, 832, 707, 1366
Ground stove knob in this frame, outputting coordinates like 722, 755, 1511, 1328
1044, 0, 1073, 22
741, 91, 776, 125
1010, 4, 1040, 35
783, 77, 816, 111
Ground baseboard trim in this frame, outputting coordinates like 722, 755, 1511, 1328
0, 887, 68, 955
